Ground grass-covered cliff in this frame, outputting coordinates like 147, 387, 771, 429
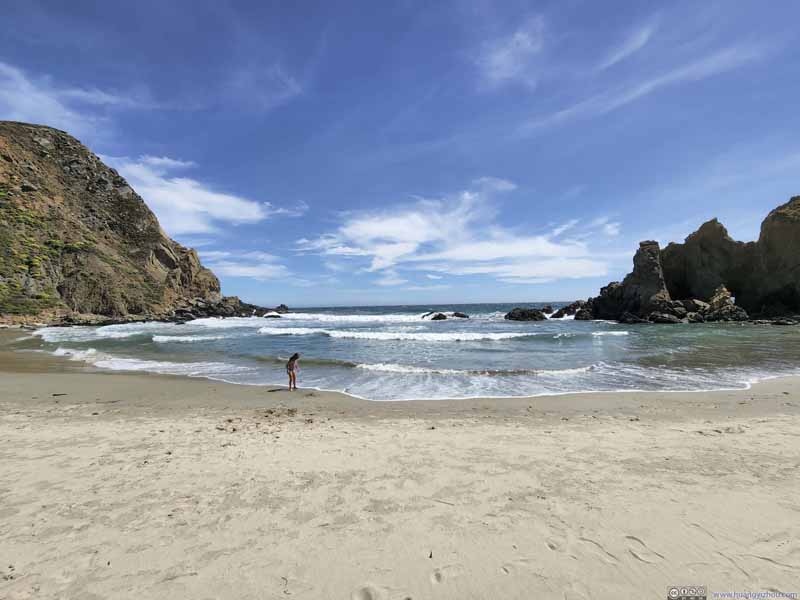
0, 121, 221, 319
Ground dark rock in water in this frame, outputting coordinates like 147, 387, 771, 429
574, 308, 593, 320
619, 312, 649, 324
704, 285, 749, 322
263, 313, 281, 318
274, 304, 290, 314
551, 300, 586, 319
541, 305, 553, 314
452, 312, 469, 318
430, 312, 448, 320
649, 312, 682, 324
504, 307, 547, 321
687, 312, 705, 323
772, 318, 798, 326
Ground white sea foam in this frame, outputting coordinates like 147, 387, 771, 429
51, 346, 251, 376
355, 362, 464, 375
257, 327, 328, 336
547, 313, 576, 320
152, 334, 228, 343
92, 357, 251, 375
192, 316, 278, 329
592, 331, 630, 337
35, 322, 177, 343
353, 362, 593, 376
52, 347, 101, 361
257, 327, 539, 342
536, 365, 594, 376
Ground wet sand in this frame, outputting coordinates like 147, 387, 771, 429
1, 330, 799, 599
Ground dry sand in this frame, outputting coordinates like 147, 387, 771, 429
1, 330, 799, 599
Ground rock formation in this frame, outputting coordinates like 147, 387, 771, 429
551, 300, 586, 319
504, 308, 547, 321
0, 121, 279, 323
661, 197, 800, 317
589, 241, 681, 321
572, 196, 800, 324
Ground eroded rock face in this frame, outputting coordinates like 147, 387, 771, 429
756, 197, 800, 315
583, 197, 800, 322
0, 121, 258, 320
589, 241, 673, 321
661, 197, 800, 316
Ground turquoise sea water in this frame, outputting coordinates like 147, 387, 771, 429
30, 303, 800, 401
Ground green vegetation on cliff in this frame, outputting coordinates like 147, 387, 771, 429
0, 121, 221, 318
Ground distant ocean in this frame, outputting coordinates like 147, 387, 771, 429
30, 303, 800, 401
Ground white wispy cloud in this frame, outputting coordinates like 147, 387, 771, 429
0, 61, 155, 140
590, 216, 622, 237
476, 17, 545, 89
198, 250, 289, 282
375, 271, 408, 287
296, 179, 611, 286
551, 219, 579, 237
598, 24, 655, 70
472, 176, 518, 191
104, 155, 303, 235
228, 64, 303, 111
524, 43, 769, 132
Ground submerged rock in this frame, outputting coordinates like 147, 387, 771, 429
452, 312, 469, 318
619, 312, 649, 324
649, 312, 682, 324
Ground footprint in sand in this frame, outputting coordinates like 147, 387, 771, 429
430, 564, 466, 584
625, 535, 665, 564
351, 584, 387, 600
578, 537, 620, 564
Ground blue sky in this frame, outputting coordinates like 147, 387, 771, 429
2, 1, 799, 307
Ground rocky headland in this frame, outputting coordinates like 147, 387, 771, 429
0, 121, 286, 326
552, 197, 800, 325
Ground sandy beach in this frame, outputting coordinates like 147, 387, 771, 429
1, 330, 799, 599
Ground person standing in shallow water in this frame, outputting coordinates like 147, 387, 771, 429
286, 353, 300, 391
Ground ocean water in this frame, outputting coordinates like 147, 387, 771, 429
31, 303, 800, 401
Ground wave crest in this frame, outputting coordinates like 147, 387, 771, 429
257, 327, 540, 342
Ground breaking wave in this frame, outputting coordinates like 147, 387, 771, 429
257, 327, 541, 342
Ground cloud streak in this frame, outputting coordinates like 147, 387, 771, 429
0, 61, 162, 141
475, 17, 545, 89
598, 24, 655, 70
199, 249, 289, 282
296, 179, 616, 286
105, 155, 303, 236
524, 43, 769, 132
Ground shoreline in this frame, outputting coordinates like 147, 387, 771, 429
3, 328, 800, 419
4, 327, 799, 406
3, 330, 800, 598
